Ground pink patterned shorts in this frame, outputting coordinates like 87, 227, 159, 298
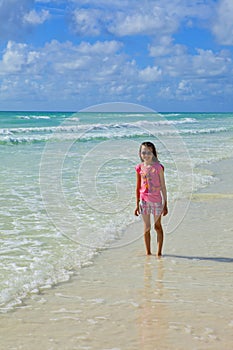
140, 200, 163, 216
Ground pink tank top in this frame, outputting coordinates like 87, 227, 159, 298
135, 162, 164, 203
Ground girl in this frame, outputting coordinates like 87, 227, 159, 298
134, 141, 168, 256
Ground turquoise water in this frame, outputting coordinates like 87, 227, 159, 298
0, 111, 233, 312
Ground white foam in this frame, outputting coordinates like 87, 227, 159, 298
18, 115, 51, 120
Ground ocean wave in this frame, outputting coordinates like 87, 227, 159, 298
67, 117, 80, 122
124, 113, 146, 117
135, 118, 197, 126
17, 115, 51, 120
182, 127, 230, 135
161, 113, 182, 117
0, 118, 197, 135
0, 119, 231, 144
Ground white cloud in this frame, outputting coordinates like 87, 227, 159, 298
0, 0, 31, 39
108, 9, 177, 37
149, 36, 186, 57
137, 46, 233, 105
70, 2, 179, 38
0, 0, 52, 40
177, 80, 192, 95
158, 80, 194, 101
77, 40, 122, 54
71, 8, 101, 36
1, 1, 233, 110
152, 47, 232, 80
192, 49, 230, 77
0, 41, 30, 74
0, 40, 132, 105
212, 0, 233, 45
139, 66, 162, 82
23, 9, 50, 25
1, 36, 232, 109
52, 40, 122, 74
70, 0, 215, 38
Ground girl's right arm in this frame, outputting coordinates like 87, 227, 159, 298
159, 168, 168, 216
134, 172, 141, 216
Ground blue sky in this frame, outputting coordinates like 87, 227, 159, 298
0, 0, 233, 112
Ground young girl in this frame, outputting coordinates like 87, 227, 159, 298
134, 141, 168, 256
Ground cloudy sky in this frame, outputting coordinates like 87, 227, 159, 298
0, 0, 233, 112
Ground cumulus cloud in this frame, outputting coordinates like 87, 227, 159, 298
0, 39, 133, 105
70, 2, 179, 37
212, 0, 233, 45
69, 0, 215, 38
148, 36, 186, 57
1, 36, 232, 108
192, 49, 230, 77
177, 80, 193, 96
1, 0, 233, 109
0, 0, 51, 40
139, 66, 162, 82
0, 41, 39, 74
23, 9, 50, 25
108, 9, 177, 37
0, 0, 32, 39
51, 40, 123, 74
71, 8, 102, 36
138, 46, 232, 104
160, 48, 231, 80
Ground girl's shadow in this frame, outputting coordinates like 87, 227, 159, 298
165, 254, 233, 263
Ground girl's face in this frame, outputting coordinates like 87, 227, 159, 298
140, 145, 153, 162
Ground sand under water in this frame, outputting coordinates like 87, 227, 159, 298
0, 158, 233, 350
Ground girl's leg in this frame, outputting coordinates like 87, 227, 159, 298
154, 215, 163, 256
141, 214, 151, 255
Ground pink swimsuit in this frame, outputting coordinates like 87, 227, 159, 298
135, 162, 164, 216
135, 162, 163, 203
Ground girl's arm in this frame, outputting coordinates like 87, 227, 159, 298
134, 172, 141, 216
159, 169, 168, 216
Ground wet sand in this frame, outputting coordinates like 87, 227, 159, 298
0, 159, 233, 350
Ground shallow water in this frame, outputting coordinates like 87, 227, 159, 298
0, 111, 233, 312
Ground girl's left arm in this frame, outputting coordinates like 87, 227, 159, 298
159, 169, 168, 216
134, 172, 141, 216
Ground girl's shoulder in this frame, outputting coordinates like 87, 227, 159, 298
153, 162, 164, 172
135, 163, 143, 173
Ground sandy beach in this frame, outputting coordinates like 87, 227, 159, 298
0, 158, 233, 350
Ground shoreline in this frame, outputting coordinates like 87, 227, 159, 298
1, 157, 233, 349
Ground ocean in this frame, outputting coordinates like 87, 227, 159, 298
0, 110, 233, 312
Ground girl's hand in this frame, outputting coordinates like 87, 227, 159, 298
134, 206, 140, 216
163, 204, 168, 216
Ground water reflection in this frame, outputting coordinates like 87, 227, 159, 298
138, 258, 169, 349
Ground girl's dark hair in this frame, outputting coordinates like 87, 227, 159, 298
139, 141, 158, 162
